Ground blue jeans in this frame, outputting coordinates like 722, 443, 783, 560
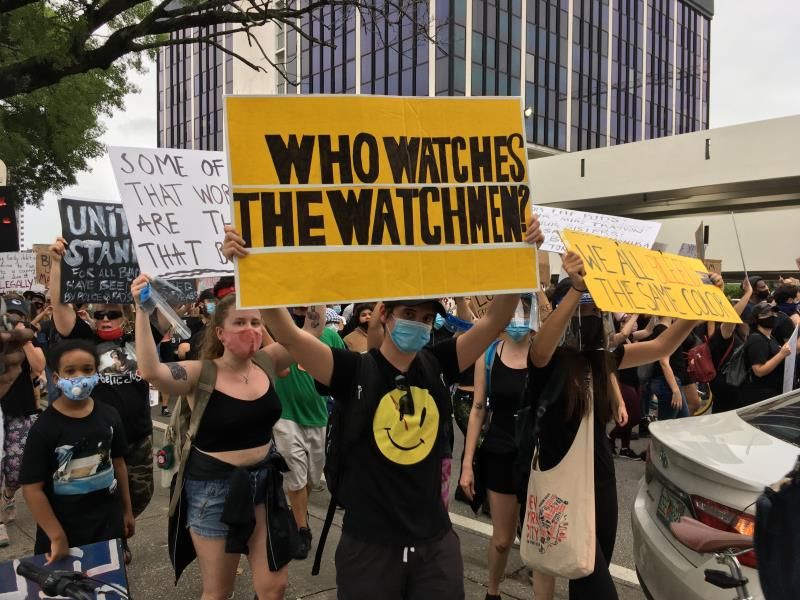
649, 376, 689, 420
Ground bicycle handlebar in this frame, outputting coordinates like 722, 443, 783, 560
16, 561, 94, 600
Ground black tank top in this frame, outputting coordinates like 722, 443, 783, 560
193, 386, 282, 452
482, 343, 528, 453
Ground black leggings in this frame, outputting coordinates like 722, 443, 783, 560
569, 482, 619, 600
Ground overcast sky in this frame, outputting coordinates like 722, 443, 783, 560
22, 0, 800, 246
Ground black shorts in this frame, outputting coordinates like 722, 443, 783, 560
482, 449, 516, 495
335, 529, 464, 600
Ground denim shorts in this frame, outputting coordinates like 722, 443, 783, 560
184, 467, 269, 539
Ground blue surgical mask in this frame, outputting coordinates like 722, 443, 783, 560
205, 302, 216, 316
505, 324, 531, 341
57, 374, 100, 402
390, 317, 432, 353
434, 313, 445, 330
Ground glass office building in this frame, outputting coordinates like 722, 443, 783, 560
157, 0, 712, 153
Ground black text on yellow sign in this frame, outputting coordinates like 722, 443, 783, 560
561, 230, 741, 324
234, 184, 531, 248
225, 96, 538, 308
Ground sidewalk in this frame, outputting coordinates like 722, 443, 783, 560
0, 465, 644, 599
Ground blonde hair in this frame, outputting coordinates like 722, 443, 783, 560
201, 294, 238, 360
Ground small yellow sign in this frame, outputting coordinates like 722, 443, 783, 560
561, 230, 741, 324
225, 95, 538, 308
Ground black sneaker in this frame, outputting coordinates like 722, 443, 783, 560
638, 417, 651, 438
294, 527, 312, 560
618, 448, 643, 461
161, 406, 171, 417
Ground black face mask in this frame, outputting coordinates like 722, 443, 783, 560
757, 316, 776, 330
756, 289, 771, 301
569, 315, 604, 351
358, 321, 369, 332
290, 312, 305, 328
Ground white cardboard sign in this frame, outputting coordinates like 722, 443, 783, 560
533, 205, 661, 254
109, 146, 233, 279
0, 252, 36, 294
784, 326, 798, 394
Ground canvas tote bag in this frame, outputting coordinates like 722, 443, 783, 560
520, 400, 596, 578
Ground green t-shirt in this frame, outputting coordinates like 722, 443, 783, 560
274, 327, 346, 427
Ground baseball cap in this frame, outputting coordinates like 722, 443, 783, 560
4, 297, 30, 317
386, 298, 448, 319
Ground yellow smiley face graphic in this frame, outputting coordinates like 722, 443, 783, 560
373, 386, 440, 466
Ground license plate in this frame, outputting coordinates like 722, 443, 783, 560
656, 487, 685, 527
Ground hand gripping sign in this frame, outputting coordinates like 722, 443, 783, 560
560, 230, 741, 324
225, 95, 539, 309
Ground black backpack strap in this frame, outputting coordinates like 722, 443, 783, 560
312, 497, 337, 576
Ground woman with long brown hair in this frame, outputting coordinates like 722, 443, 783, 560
525, 252, 716, 600
133, 276, 299, 600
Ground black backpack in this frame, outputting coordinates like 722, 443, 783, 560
311, 349, 445, 575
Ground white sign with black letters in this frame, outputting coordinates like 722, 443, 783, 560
533, 205, 661, 254
109, 146, 232, 279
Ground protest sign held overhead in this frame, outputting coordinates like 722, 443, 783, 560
58, 197, 199, 305
534, 205, 661, 254
109, 146, 232, 279
560, 230, 741, 324
226, 95, 538, 308
33, 244, 51, 287
0, 252, 36, 294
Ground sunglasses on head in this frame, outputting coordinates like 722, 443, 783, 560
93, 310, 123, 320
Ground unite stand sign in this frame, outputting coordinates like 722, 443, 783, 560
225, 96, 539, 308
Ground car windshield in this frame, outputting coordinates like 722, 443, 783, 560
739, 392, 800, 448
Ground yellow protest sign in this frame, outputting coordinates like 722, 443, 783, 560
226, 96, 537, 308
560, 230, 741, 323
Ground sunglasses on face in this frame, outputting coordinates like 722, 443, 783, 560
93, 310, 123, 320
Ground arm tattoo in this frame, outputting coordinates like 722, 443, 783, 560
473, 401, 485, 410
166, 362, 187, 381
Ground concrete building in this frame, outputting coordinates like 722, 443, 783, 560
156, 0, 714, 155
529, 114, 800, 277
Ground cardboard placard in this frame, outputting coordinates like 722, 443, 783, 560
534, 205, 661, 254
0, 252, 36, 294
33, 244, 51, 288
469, 295, 495, 319
58, 197, 198, 305
560, 230, 741, 324
703, 258, 722, 274
109, 146, 233, 280
784, 326, 798, 394
226, 96, 538, 308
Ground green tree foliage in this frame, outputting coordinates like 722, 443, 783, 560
0, 0, 428, 204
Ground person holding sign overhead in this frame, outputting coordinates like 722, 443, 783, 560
222, 215, 545, 600
523, 250, 714, 600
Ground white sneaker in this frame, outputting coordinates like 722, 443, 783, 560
0, 524, 9, 547
1, 492, 16, 524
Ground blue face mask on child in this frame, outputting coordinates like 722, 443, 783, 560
390, 318, 432, 353
505, 324, 531, 341
57, 374, 100, 402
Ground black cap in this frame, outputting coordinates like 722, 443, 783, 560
751, 301, 776, 321
4, 297, 29, 317
23, 290, 46, 303
386, 298, 447, 318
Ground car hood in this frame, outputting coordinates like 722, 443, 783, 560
650, 411, 798, 491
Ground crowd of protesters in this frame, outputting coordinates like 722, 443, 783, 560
0, 219, 797, 600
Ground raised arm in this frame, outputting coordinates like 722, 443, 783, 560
131, 275, 201, 396
719, 276, 751, 339
47, 237, 77, 337
530, 252, 585, 368
619, 318, 699, 370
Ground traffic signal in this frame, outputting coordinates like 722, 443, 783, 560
0, 186, 19, 252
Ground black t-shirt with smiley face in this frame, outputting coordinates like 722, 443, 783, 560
327, 337, 460, 546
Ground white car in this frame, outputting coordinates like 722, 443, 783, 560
632, 391, 799, 600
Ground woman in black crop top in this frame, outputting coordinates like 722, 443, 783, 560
133, 279, 300, 600
459, 317, 530, 600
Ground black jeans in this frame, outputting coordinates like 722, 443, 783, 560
568, 482, 619, 600
335, 529, 464, 600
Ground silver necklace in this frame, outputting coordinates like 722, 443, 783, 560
224, 360, 251, 384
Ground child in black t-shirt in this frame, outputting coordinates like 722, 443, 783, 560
20, 339, 134, 564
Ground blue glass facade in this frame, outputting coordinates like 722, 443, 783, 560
157, 1, 712, 152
